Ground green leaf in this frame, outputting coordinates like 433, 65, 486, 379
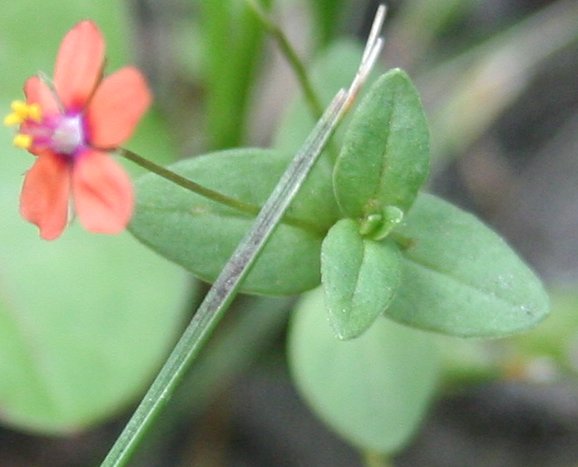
334, 69, 430, 219
289, 288, 439, 454
200, 0, 271, 148
273, 41, 372, 232
0, 232, 190, 435
321, 219, 401, 339
308, 0, 347, 46
130, 148, 331, 296
386, 193, 550, 337
273, 41, 388, 243
274, 39, 382, 157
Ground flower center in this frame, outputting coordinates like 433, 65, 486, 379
51, 114, 85, 155
5, 100, 87, 157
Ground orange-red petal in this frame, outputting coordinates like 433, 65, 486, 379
72, 150, 134, 234
20, 152, 70, 240
54, 21, 105, 111
24, 76, 60, 116
86, 67, 152, 149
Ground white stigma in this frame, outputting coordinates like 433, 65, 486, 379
52, 114, 85, 155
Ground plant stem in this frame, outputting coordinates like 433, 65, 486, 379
103, 90, 349, 467
245, 0, 325, 120
120, 148, 258, 216
201, 0, 272, 148
363, 450, 393, 467
102, 7, 385, 465
119, 148, 321, 234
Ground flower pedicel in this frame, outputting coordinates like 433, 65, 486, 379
5, 20, 151, 240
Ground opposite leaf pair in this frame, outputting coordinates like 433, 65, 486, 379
131, 69, 548, 340
322, 69, 548, 340
322, 69, 428, 339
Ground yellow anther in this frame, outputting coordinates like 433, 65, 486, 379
27, 104, 42, 122
4, 101, 43, 127
13, 133, 33, 149
4, 112, 23, 126
11, 100, 28, 114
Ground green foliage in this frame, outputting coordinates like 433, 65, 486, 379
308, 0, 347, 46
0, 1, 553, 456
126, 28, 550, 460
321, 219, 401, 339
201, 0, 272, 148
0, 229, 190, 434
130, 148, 333, 296
386, 193, 550, 337
334, 69, 430, 220
289, 288, 439, 454
131, 62, 549, 341
273, 40, 371, 235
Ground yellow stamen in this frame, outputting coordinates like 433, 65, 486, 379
13, 133, 32, 149
11, 100, 29, 114
4, 113, 22, 126
27, 104, 42, 122
4, 100, 43, 127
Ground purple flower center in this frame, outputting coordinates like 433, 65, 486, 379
19, 111, 88, 158
51, 114, 86, 155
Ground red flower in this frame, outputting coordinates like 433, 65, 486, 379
4, 21, 151, 240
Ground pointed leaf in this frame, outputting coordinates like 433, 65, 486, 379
386, 193, 550, 337
321, 219, 401, 339
130, 148, 331, 296
334, 69, 430, 219
273, 41, 386, 230
289, 288, 439, 454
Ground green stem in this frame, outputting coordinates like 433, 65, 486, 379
202, 0, 272, 148
103, 8, 385, 465
390, 231, 416, 251
120, 148, 258, 216
363, 450, 393, 467
245, 0, 325, 120
119, 148, 321, 234
102, 90, 350, 467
